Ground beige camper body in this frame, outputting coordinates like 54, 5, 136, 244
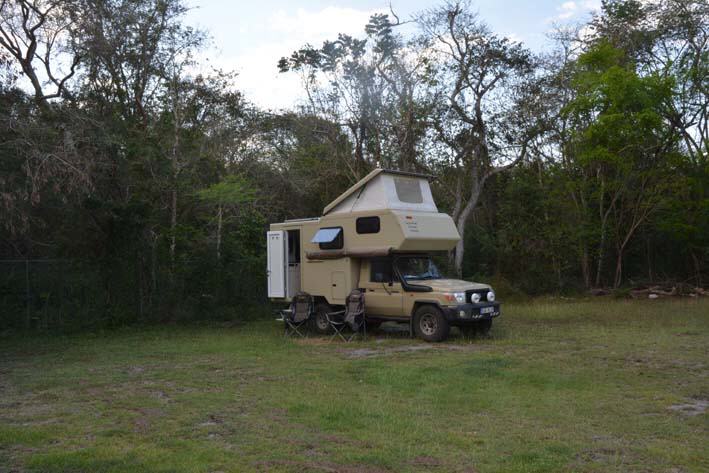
268, 169, 459, 303
267, 169, 501, 341
271, 208, 459, 304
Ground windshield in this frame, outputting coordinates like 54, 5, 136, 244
396, 257, 442, 281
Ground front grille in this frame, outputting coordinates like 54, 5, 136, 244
466, 289, 488, 303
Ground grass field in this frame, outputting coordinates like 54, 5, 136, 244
1, 298, 708, 473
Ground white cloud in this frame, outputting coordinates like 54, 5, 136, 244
548, 0, 601, 23
581, 0, 602, 12
213, 6, 386, 110
505, 32, 524, 44
269, 7, 383, 40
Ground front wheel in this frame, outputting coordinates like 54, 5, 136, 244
414, 305, 450, 342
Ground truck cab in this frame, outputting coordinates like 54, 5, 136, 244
353, 255, 499, 341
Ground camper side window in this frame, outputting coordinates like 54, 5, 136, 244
394, 177, 423, 204
318, 227, 343, 250
370, 258, 393, 283
356, 216, 380, 234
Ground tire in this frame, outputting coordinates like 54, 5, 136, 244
413, 305, 450, 342
310, 302, 333, 334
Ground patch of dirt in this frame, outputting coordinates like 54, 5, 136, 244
667, 398, 708, 416
319, 433, 373, 450
198, 414, 224, 427
254, 460, 390, 473
294, 338, 334, 346
410, 456, 442, 467
345, 344, 482, 358
131, 407, 164, 433
126, 365, 145, 374
152, 390, 171, 402
575, 447, 618, 463
346, 345, 433, 358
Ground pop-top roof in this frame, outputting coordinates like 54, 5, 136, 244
323, 169, 437, 216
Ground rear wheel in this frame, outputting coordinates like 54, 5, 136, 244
310, 302, 333, 334
414, 305, 450, 342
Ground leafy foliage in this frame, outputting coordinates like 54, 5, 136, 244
0, 0, 706, 329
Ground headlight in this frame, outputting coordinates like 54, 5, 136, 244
471, 292, 481, 303
487, 290, 495, 302
445, 292, 466, 304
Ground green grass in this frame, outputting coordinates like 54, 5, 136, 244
1, 298, 708, 472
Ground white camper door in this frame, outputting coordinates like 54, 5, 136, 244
267, 230, 287, 298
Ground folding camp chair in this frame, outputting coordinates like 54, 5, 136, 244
326, 289, 366, 342
278, 292, 313, 337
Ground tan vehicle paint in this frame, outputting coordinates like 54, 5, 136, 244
267, 169, 500, 338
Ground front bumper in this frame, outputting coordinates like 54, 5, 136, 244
442, 302, 501, 324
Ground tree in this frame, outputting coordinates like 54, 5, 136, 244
418, 1, 541, 276
196, 176, 255, 261
278, 11, 433, 177
565, 41, 676, 288
0, 0, 80, 106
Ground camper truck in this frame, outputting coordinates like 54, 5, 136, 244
266, 169, 500, 342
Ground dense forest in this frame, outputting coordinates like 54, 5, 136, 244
0, 0, 707, 329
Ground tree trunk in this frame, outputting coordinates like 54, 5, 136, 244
356, 120, 366, 171
137, 251, 144, 318
595, 236, 605, 287
646, 236, 653, 283
691, 251, 702, 287
580, 246, 591, 289
595, 174, 606, 287
453, 182, 481, 278
216, 204, 222, 261
169, 74, 180, 274
150, 230, 157, 308
453, 237, 465, 278
613, 250, 623, 289
170, 189, 177, 263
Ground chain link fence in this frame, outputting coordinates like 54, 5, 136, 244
0, 257, 268, 331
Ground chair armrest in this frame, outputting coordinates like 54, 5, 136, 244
325, 310, 346, 323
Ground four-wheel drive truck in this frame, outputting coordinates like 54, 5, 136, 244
266, 168, 500, 342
